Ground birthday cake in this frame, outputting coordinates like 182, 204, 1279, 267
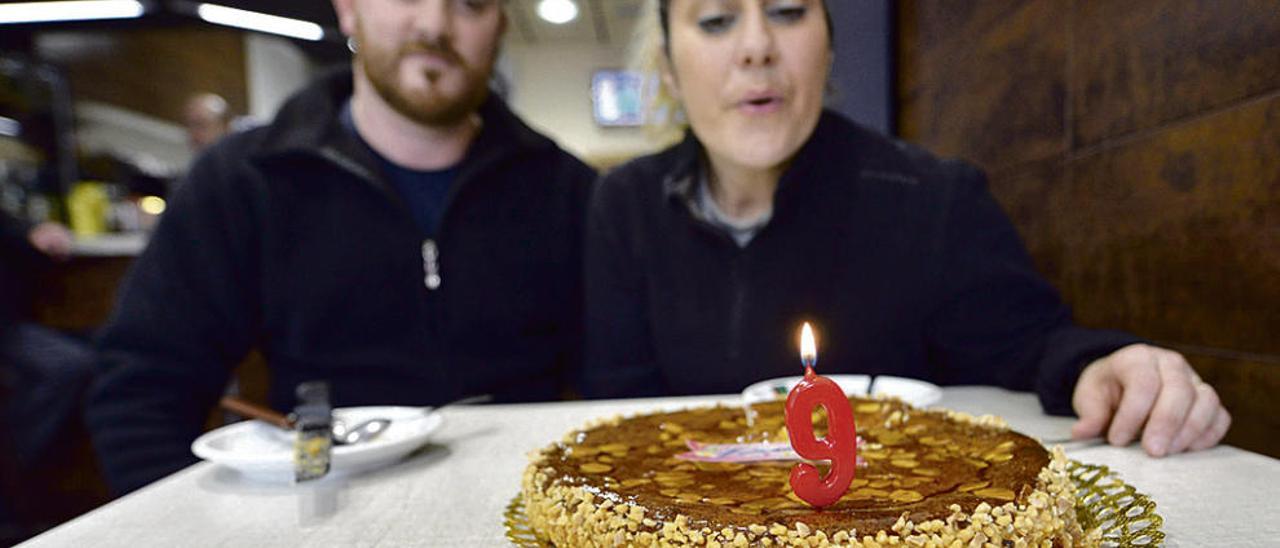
520, 396, 1085, 546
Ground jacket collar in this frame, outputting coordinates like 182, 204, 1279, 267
660, 131, 704, 213
251, 67, 553, 169
661, 110, 847, 213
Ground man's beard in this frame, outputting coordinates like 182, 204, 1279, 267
360, 35, 493, 127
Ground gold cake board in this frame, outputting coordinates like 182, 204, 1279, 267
505, 460, 1164, 547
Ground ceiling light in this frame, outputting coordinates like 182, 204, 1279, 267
0, 1, 145, 25
537, 0, 578, 25
196, 3, 324, 41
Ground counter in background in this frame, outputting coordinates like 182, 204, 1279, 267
32, 233, 146, 332
69, 232, 148, 258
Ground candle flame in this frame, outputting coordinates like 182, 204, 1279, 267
800, 322, 817, 369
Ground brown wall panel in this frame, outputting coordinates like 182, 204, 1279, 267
57, 26, 248, 124
1061, 96, 1280, 353
897, 0, 1068, 172
1072, 0, 1280, 145
900, 0, 1280, 451
1183, 351, 1280, 458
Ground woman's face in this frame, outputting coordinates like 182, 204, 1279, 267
663, 0, 831, 173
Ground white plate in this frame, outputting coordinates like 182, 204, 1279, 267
191, 406, 443, 482
741, 375, 942, 408
869, 376, 943, 407
742, 374, 871, 405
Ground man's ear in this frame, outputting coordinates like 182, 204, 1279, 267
331, 0, 358, 38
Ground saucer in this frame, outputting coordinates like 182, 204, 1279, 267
191, 406, 443, 482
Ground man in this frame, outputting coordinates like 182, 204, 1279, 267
181, 92, 232, 153
87, 0, 595, 495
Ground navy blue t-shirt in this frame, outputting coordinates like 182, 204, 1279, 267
341, 102, 457, 237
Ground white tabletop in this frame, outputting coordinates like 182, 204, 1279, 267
21, 387, 1280, 547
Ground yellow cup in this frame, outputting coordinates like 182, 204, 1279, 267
67, 181, 110, 236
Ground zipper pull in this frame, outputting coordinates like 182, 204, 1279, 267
422, 239, 441, 290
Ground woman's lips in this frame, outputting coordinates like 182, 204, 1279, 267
737, 95, 784, 115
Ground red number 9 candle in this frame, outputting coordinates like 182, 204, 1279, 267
785, 322, 858, 508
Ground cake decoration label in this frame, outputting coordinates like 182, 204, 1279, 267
676, 440, 798, 462
676, 438, 866, 466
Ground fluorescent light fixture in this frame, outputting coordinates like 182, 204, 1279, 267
196, 3, 324, 41
0, 0, 145, 25
537, 0, 578, 25
0, 116, 20, 137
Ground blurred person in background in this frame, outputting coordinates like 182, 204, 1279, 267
87, 0, 594, 495
181, 92, 232, 153
1, 210, 93, 536
583, 0, 1229, 458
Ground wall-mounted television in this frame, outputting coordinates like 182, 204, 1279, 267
590, 69, 645, 128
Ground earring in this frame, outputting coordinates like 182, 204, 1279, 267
347, 36, 358, 54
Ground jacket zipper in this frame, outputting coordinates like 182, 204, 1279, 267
422, 239, 441, 290
727, 255, 746, 360
680, 206, 750, 361
321, 146, 446, 292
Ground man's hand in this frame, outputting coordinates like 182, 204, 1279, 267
27, 221, 74, 261
1071, 344, 1230, 456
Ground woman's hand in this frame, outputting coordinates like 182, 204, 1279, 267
1071, 343, 1230, 456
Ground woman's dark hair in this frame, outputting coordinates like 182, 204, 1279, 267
657, 0, 834, 53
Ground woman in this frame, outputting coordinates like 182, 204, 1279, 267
583, 0, 1229, 457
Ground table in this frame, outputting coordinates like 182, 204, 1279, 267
20, 387, 1280, 547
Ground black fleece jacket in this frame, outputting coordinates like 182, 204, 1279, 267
583, 111, 1140, 413
87, 69, 594, 494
